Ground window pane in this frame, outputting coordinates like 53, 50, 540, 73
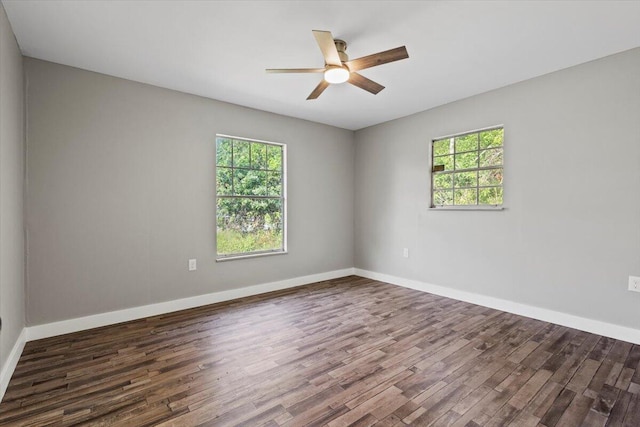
267, 145, 282, 171
454, 188, 477, 205
217, 198, 283, 255
455, 133, 478, 152
234, 169, 266, 196
233, 169, 246, 195
479, 148, 503, 167
267, 171, 282, 196
478, 168, 503, 186
433, 190, 453, 206
433, 155, 454, 171
433, 138, 453, 156
251, 142, 267, 169
248, 170, 267, 196
216, 138, 232, 166
233, 140, 251, 168
453, 171, 477, 188
479, 129, 503, 149
433, 173, 452, 189
216, 167, 233, 195
479, 187, 503, 205
455, 152, 478, 170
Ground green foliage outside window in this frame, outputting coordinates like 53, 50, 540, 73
432, 128, 504, 207
216, 137, 284, 256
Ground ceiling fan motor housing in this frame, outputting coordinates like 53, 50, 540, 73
334, 39, 348, 63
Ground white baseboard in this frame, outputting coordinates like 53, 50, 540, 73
354, 268, 640, 345
0, 328, 27, 403
26, 268, 355, 342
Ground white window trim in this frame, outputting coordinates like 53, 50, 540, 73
215, 134, 287, 261
429, 125, 505, 210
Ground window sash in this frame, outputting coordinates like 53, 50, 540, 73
431, 127, 503, 208
216, 135, 286, 258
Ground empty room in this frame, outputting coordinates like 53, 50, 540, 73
1, 1, 639, 426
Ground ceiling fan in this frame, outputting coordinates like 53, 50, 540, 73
266, 30, 409, 100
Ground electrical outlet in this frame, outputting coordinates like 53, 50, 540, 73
403, 248, 409, 258
188, 259, 197, 271
629, 276, 640, 292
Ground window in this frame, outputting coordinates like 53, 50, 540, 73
431, 126, 504, 208
216, 135, 286, 260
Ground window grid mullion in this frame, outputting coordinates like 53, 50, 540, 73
218, 195, 282, 200
230, 140, 235, 195
433, 165, 503, 175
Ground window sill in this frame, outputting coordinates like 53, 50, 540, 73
216, 250, 288, 262
429, 205, 504, 211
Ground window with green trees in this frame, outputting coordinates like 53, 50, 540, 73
216, 135, 286, 259
431, 127, 503, 207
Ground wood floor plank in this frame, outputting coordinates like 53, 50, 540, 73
621, 394, 640, 426
539, 387, 576, 427
591, 384, 620, 417
555, 394, 594, 427
1, 276, 638, 426
508, 369, 553, 410
605, 390, 633, 426
581, 409, 608, 427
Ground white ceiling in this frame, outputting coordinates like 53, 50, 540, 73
3, 1, 640, 130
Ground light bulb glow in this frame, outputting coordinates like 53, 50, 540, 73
324, 67, 350, 84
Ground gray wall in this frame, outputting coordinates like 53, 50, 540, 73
355, 48, 640, 330
25, 58, 354, 325
22, 47, 640, 333
0, 3, 25, 368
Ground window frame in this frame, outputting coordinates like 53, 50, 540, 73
215, 134, 287, 261
429, 125, 504, 211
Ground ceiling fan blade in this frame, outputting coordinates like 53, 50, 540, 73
307, 80, 330, 100
266, 68, 326, 74
345, 46, 409, 72
348, 73, 385, 95
312, 30, 342, 66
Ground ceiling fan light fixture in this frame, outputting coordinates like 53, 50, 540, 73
324, 66, 350, 84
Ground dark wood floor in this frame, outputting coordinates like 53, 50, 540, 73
1, 276, 639, 426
